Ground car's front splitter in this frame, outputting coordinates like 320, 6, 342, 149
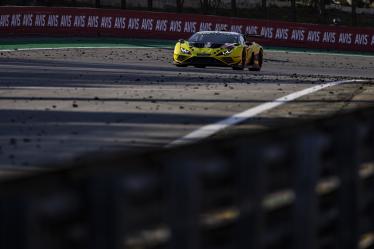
174, 56, 239, 67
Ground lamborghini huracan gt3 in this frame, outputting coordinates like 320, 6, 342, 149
173, 31, 263, 71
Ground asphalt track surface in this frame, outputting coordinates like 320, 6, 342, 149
1, 46, 374, 168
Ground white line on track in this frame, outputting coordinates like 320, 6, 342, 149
167, 79, 367, 147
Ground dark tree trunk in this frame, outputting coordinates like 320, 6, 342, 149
262, 0, 267, 18
95, 0, 100, 8
231, 0, 237, 16
291, 0, 297, 22
148, 0, 153, 10
319, 0, 326, 23
176, 0, 184, 12
121, 0, 126, 9
351, 0, 357, 25
203, 0, 209, 13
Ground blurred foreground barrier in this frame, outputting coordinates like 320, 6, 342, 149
0, 106, 374, 249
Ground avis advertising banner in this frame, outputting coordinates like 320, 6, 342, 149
0, 6, 374, 52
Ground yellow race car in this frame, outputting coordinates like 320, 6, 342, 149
173, 31, 263, 71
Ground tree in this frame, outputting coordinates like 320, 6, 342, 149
148, 0, 153, 10
199, 0, 222, 13
121, 0, 126, 9
291, 0, 296, 22
351, 0, 357, 25
231, 0, 237, 16
319, 0, 326, 23
176, 0, 184, 12
262, 0, 267, 18
201, 0, 209, 13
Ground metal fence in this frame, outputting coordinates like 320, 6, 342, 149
0, 106, 374, 249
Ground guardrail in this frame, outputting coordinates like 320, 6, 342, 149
0, 106, 374, 249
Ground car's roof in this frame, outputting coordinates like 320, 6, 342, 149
194, 31, 241, 36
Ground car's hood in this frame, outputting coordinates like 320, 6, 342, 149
180, 41, 238, 55
188, 42, 237, 49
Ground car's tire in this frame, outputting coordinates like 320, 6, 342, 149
249, 67, 261, 71
232, 66, 243, 70
249, 51, 262, 71
232, 63, 244, 70
258, 50, 263, 68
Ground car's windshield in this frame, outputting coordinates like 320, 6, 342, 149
188, 33, 239, 44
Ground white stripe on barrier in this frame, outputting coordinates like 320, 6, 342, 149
167, 79, 367, 147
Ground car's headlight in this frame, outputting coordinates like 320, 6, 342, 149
180, 47, 191, 54
222, 50, 232, 55
217, 49, 232, 56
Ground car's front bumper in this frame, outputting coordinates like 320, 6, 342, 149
174, 54, 239, 67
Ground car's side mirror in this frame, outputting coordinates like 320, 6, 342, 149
178, 39, 185, 44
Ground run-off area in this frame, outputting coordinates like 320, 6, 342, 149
0, 47, 373, 168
